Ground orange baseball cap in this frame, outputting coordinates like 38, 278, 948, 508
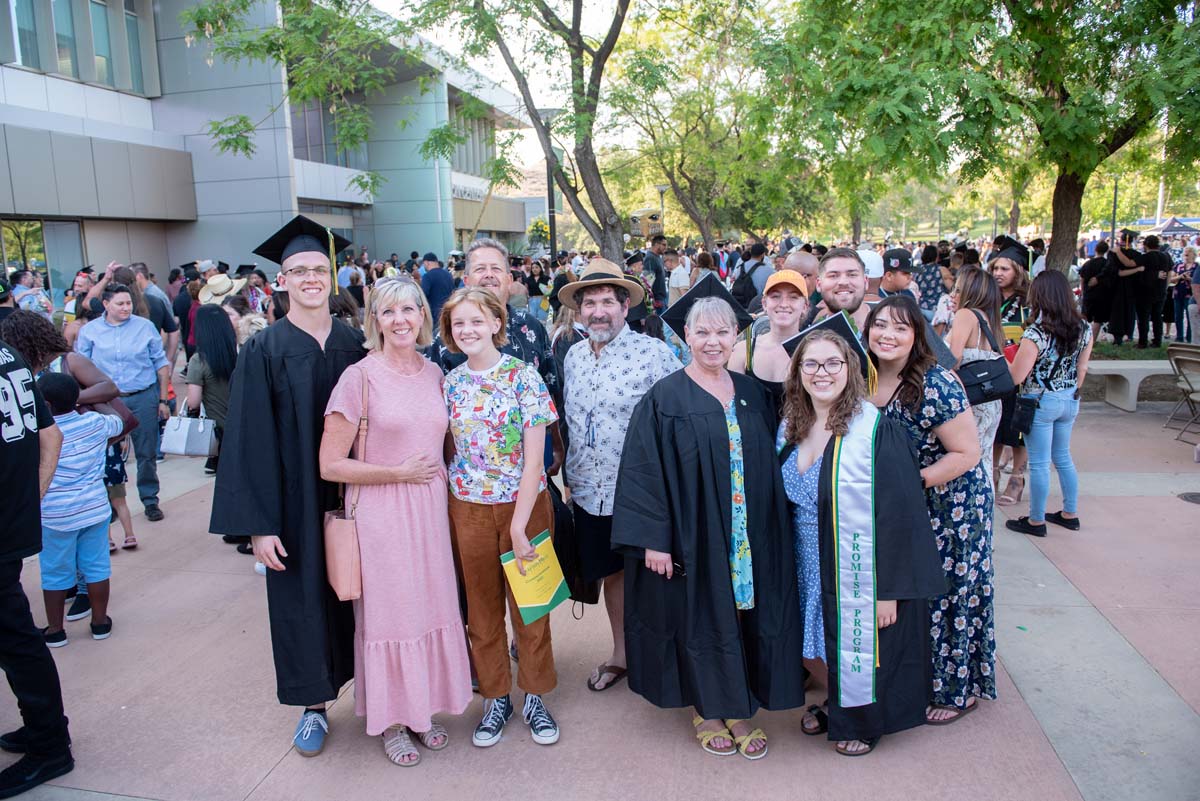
763, 269, 807, 297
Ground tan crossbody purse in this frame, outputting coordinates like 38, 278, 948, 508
323, 368, 367, 601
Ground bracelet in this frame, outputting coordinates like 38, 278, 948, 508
159, 399, 169, 404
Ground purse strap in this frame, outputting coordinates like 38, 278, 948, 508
346, 367, 369, 518
968, 309, 1003, 354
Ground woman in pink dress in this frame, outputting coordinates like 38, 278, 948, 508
320, 278, 472, 766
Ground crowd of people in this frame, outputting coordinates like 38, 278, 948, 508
0, 213, 1120, 795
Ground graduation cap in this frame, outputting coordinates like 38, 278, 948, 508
661, 271, 753, 340
252, 214, 351, 267
217, 261, 231, 274
781, 311, 874, 386
625, 251, 644, 267
235, 264, 257, 277
987, 239, 1031, 271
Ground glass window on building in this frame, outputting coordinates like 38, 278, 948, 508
52, 0, 78, 77
124, 2, 143, 93
90, 0, 113, 86
0, 219, 84, 308
13, 0, 40, 69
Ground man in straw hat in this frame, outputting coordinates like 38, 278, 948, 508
556, 259, 682, 692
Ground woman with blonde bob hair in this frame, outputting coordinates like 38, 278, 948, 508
318, 276, 472, 766
777, 321, 943, 757
363, 276, 435, 351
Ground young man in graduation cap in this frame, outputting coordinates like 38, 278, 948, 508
209, 215, 364, 757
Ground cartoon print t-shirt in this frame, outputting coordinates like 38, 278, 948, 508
444, 354, 557, 504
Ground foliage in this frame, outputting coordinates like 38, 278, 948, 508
527, 215, 550, 244
400, 0, 634, 259
181, 0, 419, 196
604, 1, 822, 246
765, 0, 1200, 267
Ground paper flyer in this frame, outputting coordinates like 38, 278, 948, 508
500, 529, 570, 624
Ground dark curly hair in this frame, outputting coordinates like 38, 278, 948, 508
0, 309, 69, 372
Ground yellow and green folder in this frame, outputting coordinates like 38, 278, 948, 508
500, 530, 570, 624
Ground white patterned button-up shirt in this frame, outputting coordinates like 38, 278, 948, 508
563, 324, 682, 516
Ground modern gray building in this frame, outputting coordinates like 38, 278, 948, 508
0, 0, 528, 303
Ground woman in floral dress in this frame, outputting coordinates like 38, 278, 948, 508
866, 296, 996, 724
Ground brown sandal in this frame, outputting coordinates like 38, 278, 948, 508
587, 663, 628, 692
925, 698, 978, 725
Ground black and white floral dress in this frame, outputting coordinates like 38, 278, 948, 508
884, 364, 997, 709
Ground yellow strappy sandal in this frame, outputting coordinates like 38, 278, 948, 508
724, 719, 768, 760
692, 715, 737, 756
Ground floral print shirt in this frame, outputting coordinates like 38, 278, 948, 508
444, 355, 557, 504
562, 324, 682, 515
1020, 322, 1092, 394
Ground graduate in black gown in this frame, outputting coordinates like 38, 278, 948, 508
612, 295, 804, 760
209, 216, 365, 755
778, 318, 945, 756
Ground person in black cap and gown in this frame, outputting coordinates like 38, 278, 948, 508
209, 215, 364, 757
776, 314, 944, 756
612, 290, 804, 760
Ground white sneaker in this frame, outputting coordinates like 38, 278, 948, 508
254, 561, 267, 577
523, 694, 559, 745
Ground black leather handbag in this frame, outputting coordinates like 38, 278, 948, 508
956, 310, 1015, 406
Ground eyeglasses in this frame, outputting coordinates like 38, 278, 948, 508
283, 266, 331, 278
800, 358, 845, 376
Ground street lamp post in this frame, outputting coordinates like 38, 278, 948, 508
536, 108, 564, 257
937, 209, 943, 240
654, 183, 669, 231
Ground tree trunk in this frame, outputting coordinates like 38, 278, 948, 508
1008, 197, 1020, 235
851, 215, 862, 243
1047, 168, 1090, 273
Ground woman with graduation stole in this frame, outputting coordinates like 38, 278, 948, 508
612, 295, 805, 761
776, 319, 945, 757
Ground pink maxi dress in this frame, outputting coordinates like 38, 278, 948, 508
325, 353, 472, 735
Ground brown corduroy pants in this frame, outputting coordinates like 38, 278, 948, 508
448, 490, 556, 699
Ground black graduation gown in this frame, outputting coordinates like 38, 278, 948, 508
814, 417, 946, 741
612, 370, 805, 720
209, 317, 366, 706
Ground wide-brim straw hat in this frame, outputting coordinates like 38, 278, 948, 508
556, 258, 646, 311
199, 274, 247, 305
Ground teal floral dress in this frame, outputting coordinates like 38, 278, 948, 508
725, 398, 754, 610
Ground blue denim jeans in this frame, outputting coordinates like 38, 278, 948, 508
1022, 388, 1079, 522
1174, 296, 1192, 342
124, 385, 160, 507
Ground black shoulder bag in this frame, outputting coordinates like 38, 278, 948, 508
955, 309, 1015, 406
1010, 349, 1065, 437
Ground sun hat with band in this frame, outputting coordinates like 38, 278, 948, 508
555, 258, 646, 311
199, 273, 247, 305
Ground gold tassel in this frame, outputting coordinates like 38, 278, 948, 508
328, 229, 338, 295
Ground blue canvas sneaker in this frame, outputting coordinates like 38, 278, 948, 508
293, 710, 328, 757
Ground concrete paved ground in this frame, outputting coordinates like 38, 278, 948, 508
3, 403, 1198, 801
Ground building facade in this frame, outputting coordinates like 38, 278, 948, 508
0, 0, 527, 303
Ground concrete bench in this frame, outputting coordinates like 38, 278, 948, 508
1086, 360, 1174, 412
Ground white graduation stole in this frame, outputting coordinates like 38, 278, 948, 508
830, 401, 880, 708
